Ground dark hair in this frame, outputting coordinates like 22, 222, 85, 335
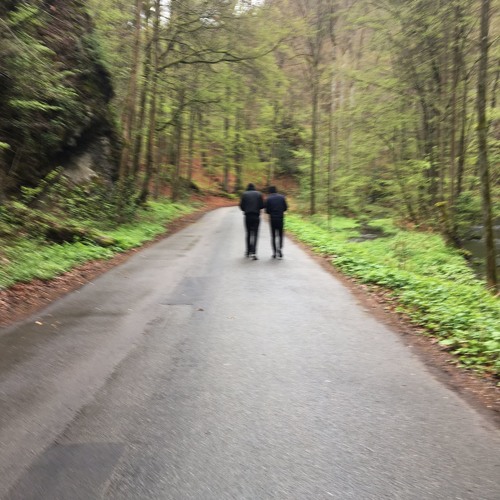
268, 186, 277, 193
246, 183, 255, 190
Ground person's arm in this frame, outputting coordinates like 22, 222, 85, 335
259, 194, 265, 211
239, 195, 245, 211
283, 197, 288, 212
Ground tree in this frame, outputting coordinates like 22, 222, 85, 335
476, 0, 497, 290
119, 0, 144, 181
288, 0, 335, 214
139, 0, 160, 204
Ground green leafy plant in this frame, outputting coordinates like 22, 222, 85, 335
0, 197, 194, 290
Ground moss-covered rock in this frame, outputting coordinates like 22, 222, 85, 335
0, 0, 119, 197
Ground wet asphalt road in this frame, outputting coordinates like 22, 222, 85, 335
0, 206, 499, 499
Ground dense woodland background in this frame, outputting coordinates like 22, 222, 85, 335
0, 0, 499, 286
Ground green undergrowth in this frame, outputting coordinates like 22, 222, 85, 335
0, 200, 194, 290
286, 214, 500, 378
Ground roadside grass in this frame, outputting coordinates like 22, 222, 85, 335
0, 200, 194, 290
286, 214, 500, 377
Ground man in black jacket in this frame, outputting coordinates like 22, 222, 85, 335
239, 183, 264, 260
265, 186, 288, 259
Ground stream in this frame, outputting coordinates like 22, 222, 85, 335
462, 222, 500, 279
350, 222, 500, 281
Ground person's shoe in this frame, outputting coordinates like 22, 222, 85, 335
272, 254, 276, 259
245, 252, 250, 258
251, 254, 258, 260
277, 249, 283, 259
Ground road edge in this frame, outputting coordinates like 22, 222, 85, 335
286, 232, 500, 428
0, 199, 235, 329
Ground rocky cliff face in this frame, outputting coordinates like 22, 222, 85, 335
0, 0, 119, 196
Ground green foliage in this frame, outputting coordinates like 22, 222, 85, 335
20, 168, 64, 205
268, 0, 498, 249
16, 169, 143, 226
0, 239, 115, 286
0, 1, 116, 195
287, 214, 500, 376
7, 99, 64, 112
0, 198, 193, 290
8, 4, 40, 25
86, 0, 136, 108
1, 4, 83, 152
104, 201, 192, 250
455, 192, 483, 238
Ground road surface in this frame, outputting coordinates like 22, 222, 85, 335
0, 207, 499, 499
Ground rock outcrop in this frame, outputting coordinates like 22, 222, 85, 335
0, 0, 119, 197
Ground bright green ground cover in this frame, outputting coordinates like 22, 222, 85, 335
286, 214, 500, 377
0, 200, 193, 290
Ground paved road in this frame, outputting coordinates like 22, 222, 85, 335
0, 207, 499, 499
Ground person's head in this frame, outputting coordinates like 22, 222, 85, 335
268, 186, 277, 194
246, 183, 255, 191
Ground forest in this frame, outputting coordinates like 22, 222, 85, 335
0, 1, 499, 376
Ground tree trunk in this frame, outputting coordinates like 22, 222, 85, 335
198, 111, 209, 171
310, 73, 318, 215
187, 105, 195, 184
131, 5, 152, 178
447, 4, 465, 244
138, 0, 160, 204
476, 0, 497, 290
171, 89, 185, 201
223, 85, 231, 193
267, 101, 279, 188
119, 0, 142, 181
456, 77, 469, 198
234, 108, 243, 193
327, 69, 336, 228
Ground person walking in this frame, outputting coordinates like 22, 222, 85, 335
239, 183, 264, 260
265, 186, 288, 259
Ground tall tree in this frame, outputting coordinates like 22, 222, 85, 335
139, 0, 160, 204
476, 0, 497, 290
119, 0, 143, 180
291, 0, 334, 214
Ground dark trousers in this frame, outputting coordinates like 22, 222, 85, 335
270, 217, 284, 255
245, 214, 260, 255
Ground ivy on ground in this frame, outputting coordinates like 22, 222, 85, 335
0, 198, 193, 290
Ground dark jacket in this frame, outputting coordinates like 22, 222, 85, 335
240, 189, 264, 215
265, 193, 288, 218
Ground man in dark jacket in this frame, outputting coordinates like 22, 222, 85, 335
265, 186, 288, 259
239, 183, 264, 260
